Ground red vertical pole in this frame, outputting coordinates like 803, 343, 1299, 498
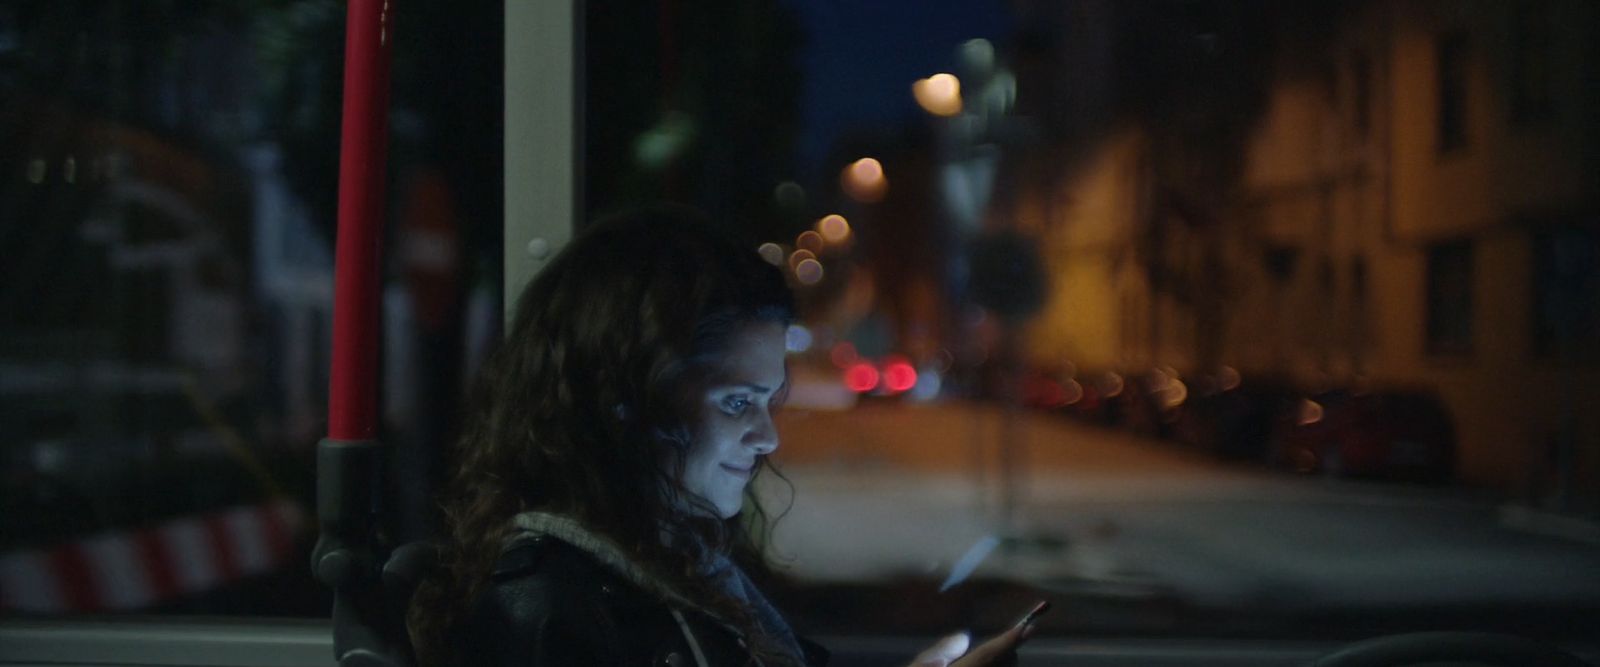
316, 5, 403, 662
328, 0, 394, 442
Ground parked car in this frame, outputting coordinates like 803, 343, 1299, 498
1020, 368, 1128, 427
1114, 368, 1189, 440
1269, 389, 1457, 483
1174, 376, 1301, 462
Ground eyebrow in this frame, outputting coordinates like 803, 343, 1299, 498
716, 378, 789, 395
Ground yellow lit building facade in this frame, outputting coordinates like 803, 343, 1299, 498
1019, 0, 1600, 504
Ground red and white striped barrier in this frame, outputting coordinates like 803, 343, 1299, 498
0, 499, 306, 613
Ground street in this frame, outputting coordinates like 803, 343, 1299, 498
760, 401, 1600, 638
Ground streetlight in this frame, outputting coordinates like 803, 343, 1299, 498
913, 72, 963, 117
816, 214, 851, 244
841, 157, 887, 203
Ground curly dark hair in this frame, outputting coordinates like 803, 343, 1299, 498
408, 206, 799, 666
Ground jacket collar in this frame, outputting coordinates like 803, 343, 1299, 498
504, 511, 732, 627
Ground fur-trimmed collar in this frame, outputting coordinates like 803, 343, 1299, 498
504, 511, 723, 623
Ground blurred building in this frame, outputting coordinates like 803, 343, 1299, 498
1238, 0, 1599, 501
1013, 0, 1600, 501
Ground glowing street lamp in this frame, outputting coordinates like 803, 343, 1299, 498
816, 214, 851, 244
841, 157, 887, 203
913, 73, 962, 117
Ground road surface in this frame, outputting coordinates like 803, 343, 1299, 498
760, 401, 1600, 637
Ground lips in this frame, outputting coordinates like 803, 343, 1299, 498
720, 462, 755, 477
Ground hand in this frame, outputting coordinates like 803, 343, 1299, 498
951, 623, 1030, 667
909, 623, 1034, 667
909, 631, 969, 667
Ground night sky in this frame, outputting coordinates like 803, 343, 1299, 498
783, 0, 1013, 182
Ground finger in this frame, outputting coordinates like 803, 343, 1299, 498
950, 647, 1019, 667
950, 626, 1026, 667
987, 623, 1028, 650
910, 631, 971, 667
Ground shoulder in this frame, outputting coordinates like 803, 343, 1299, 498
474, 534, 628, 627
458, 535, 832, 667
454, 536, 626, 666
490, 534, 612, 592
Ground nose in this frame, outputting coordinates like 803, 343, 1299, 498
743, 408, 779, 455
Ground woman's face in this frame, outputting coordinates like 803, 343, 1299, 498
680, 321, 788, 518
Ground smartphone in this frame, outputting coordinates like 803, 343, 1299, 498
1015, 600, 1052, 629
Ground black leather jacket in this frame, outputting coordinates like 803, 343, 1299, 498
453, 534, 830, 666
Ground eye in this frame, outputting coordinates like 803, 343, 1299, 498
720, 395, 752, 415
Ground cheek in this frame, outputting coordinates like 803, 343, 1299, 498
689, 413, 750, 466
660, 422, 703, 483
692, 416, 730, 455
684, 412, 723, 462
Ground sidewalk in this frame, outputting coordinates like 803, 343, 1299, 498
1497, 504, 1600, 545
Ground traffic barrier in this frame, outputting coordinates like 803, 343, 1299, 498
0, 499, 305, 613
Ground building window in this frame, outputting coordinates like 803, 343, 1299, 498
1350, 256, 1370, 364
1426, 240, 1474, 355
1318, 63, 1339, 108
1533, 226, 1599, 357
1351, 54, 1372, 138
1436, 33, 1469, 153
1510, 2, 1555, 125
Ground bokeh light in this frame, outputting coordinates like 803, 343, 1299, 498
757, 242, 785, 266
1298, 399, 1325, 426
796, 230, 824, 254
851, 157, 883, 182
882, 357, 917, 394
841, 157, 888, 203
1062, 379, 1084, 405
817, 214, 851, 244
908, 366, 943, 402
788, 248, 816, 268
1098, 372, 1125, 398
1219, 365, 1242, 391
795, 258, 824, 285
845, 362, 880, 393
912, 73, 962, 117
785, 324, 813, 353
774, 181, 805, 209
1158, 379, 1188, 409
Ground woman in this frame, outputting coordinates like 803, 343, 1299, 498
409, 207, 1033, 666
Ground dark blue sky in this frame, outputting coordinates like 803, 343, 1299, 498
784, 0, 1013, 182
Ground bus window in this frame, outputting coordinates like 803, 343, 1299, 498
1, 0, 503, 619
